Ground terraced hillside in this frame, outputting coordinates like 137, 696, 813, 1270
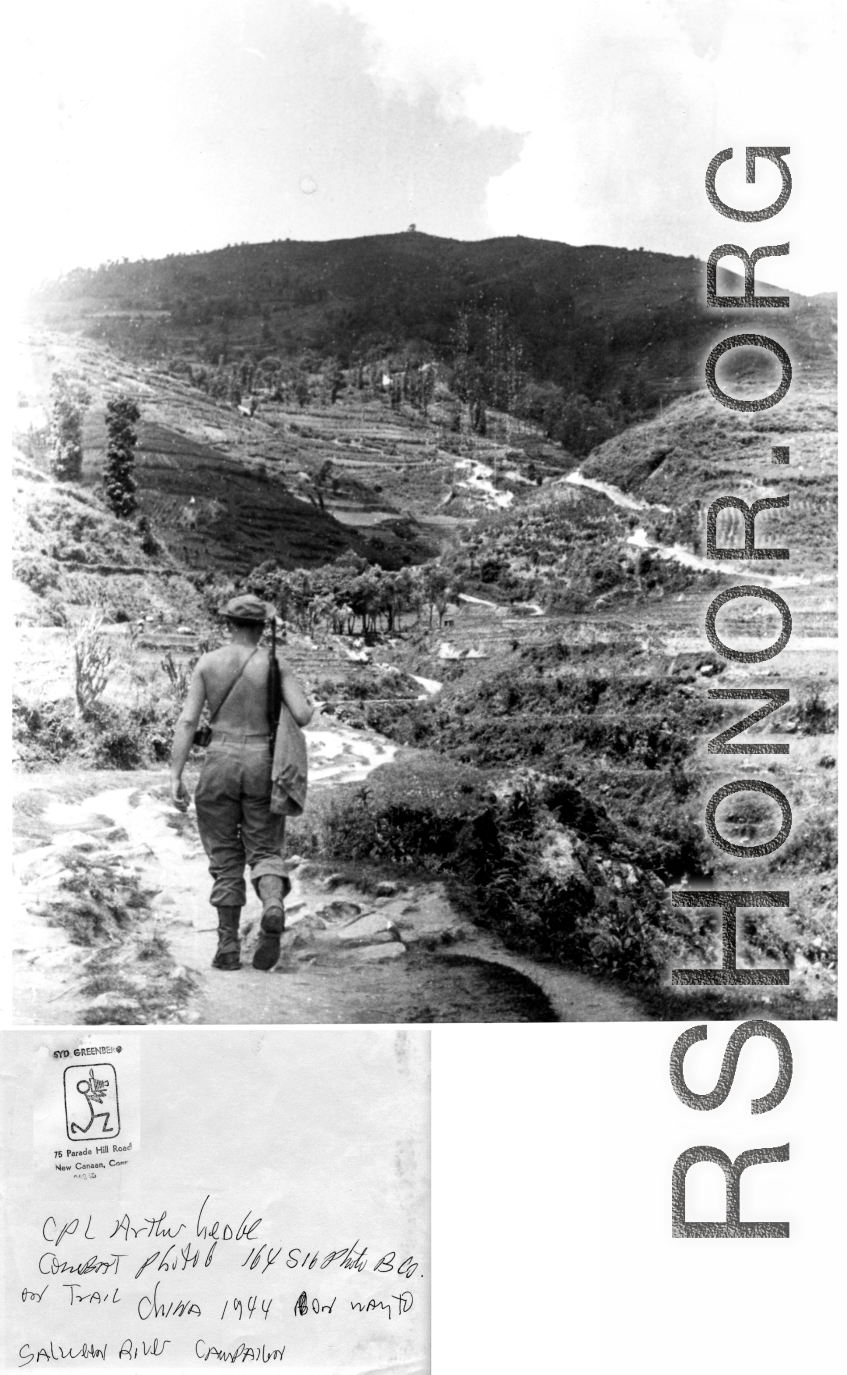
582, 386, 837, 579
12, 288, 837, 1021
17, 330, 573, 579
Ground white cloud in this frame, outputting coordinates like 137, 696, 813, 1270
10, 0, 841, 294
331, 0, 841, 292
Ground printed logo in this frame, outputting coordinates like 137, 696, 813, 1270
63, 1063, 121, 1141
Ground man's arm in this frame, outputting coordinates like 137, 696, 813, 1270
280, 662, 315, 727
170, 662, 207, 809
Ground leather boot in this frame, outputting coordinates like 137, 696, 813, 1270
212, 907, 242, 971
253, 877, 285, 971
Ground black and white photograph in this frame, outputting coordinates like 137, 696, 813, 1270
5, 1, 845, 1373
11, 0, 838, 1029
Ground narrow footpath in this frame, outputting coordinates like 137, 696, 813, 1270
14, 722, 646, 1025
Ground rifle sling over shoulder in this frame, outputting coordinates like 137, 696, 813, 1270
208, 647, 261, 725
268, 618, 283, 749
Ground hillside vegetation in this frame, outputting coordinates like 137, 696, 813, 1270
30, 232, 836, 422
583, 387, 837, 577
14, 230, 837, 1020
441, 484, 722, 612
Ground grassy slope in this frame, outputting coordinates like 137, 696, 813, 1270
12, 453, 206, 627
17, 333, 451, 576
581, 386, 837, 578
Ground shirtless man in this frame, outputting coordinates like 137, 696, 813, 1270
170, 595, 314, 972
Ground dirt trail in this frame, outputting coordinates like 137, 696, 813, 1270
565, 467, 820, 589
454, 456, 514, 509
13, 720, 646, 1025
563, 467, 667, 512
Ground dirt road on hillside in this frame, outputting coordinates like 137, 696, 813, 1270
13, 722, 647, 1025
564, 468, 827, 590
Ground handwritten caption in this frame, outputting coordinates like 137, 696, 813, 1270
18, 1196, 422, 1366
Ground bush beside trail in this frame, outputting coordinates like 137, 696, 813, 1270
13, 696, 178, 771
293, 752, 710, 987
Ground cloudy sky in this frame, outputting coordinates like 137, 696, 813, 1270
12, 0, 840, 293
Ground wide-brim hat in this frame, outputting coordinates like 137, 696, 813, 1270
219, 594, 268, 623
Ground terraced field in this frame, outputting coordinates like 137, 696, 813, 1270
12, 323, 837, 1022
18, 332, 572, 580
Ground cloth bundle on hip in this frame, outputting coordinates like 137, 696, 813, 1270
270, 703, 308, 816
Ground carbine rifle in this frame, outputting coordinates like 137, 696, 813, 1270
268, 614, 283, 753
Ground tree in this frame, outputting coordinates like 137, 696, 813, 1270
420, 563, 450, 628
104, 397, 141, 517
420, 364, 436, 416
470, 397, 487, 435
324, 357, 344, 404
49, 372, 91, 481
313, 459, 333, 513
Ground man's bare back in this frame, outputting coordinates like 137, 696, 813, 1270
171, 623, 313, 812
181, 645, 314, 739
199, 644, 276, 734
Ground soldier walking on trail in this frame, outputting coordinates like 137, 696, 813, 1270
170, 595, 314, 972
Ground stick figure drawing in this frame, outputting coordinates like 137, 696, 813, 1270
70, 1069, 111, 1135
64, 1064, 120, 1140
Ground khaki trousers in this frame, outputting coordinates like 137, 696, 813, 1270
194, 734, 290, 908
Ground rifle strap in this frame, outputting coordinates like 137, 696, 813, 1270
209, 647, 260, 724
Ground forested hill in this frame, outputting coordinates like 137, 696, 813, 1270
30, 233, 835, 406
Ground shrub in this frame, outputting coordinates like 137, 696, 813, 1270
301, 757, 691, 986
42, 593, 69, 627
85, 699, 176, 768
13, 555, 59, 596
13, 692, 176, 770
772, 818, 837, 874
302, 755, 494, 868
14, 422, 51, 462
38, 852, 156, 946
13, 696, 81, 763
72, 613, 113, 718
50, 373, 91, 481
795, 691, 838, 735
161, 649, 192, 701
136, 514, 161, 556
87, 719, 145, 769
